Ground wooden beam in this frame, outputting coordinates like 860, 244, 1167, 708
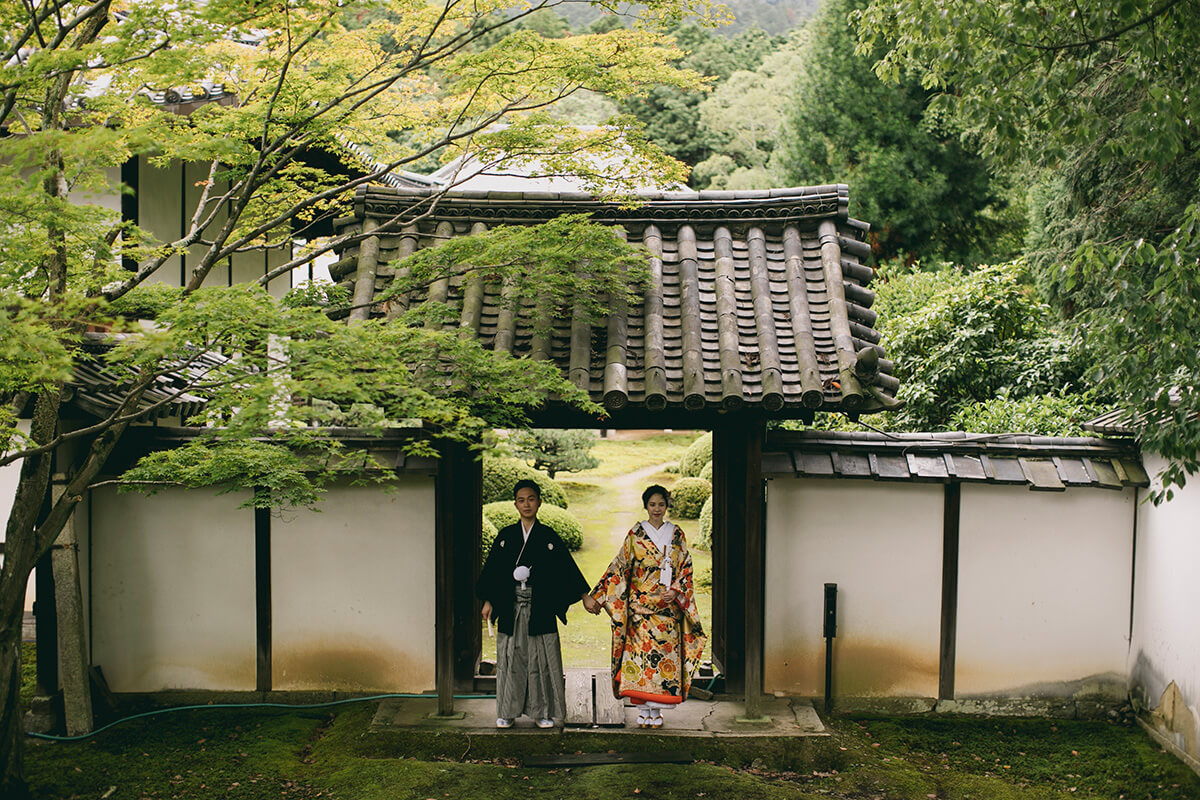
435, 441, 477, 714
51, 482, 92, 735
938, 482, 960, 701
451, 444, 483, 689
742, 418, 766, 719
255, 504, 272, 693
711, 425, 744, 693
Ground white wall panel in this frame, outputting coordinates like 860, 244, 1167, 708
1130, 454, 1200, 762
956, 484, 1134, 697
270, 479, 436, 692
765, 478, 943, 697
90, 487, 257, 691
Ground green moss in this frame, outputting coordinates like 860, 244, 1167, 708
23, 702, 1200, 800
20, 642, 36, 711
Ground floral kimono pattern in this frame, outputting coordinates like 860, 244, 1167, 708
590, 522, 706, 703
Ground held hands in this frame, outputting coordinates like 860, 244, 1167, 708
661, 588, 679, 606
582, 594, 602, 615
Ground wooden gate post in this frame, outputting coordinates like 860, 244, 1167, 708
434, 441, 478, 717
713, 418, 766, 717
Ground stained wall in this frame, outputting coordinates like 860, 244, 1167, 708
1129, 454, 1200, 768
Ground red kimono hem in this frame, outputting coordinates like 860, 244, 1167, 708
620, 689, 684, 705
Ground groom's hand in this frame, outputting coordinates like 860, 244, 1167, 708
582, 594, 601, 614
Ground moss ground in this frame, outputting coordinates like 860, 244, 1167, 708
24, 702, 1200, 799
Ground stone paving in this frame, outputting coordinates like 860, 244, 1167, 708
371, 695, 827, 738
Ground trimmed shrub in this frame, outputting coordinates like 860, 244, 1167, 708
672, 476, 711, 519
482, 501, 584, 551
679, 432, 713, 477
696, 494, 713, 550
482, 457, 568, 508
698, 460, 713, 482
482, 515, 498, 553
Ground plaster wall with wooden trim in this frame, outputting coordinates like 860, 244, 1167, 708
764, 474, 1136, 709
764, 479, 943, 697
1128, 453, 1200, 769
270, 479, 436, 692
83, 478, 437, 694
954, 484, 1133, 699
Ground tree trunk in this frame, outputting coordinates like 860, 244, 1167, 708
0, 604, 29, 800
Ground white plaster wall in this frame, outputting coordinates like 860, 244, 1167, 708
89, 487, 257, 692
955, 484, 1135, 697
68, 165, 122, 214
270, 479, 436, 692
1129, 453, 1200, 761
764, 479, 944, 697
138, 157, 293, 295
138, 158, 187, 286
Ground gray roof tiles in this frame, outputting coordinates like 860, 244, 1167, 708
336, 183, 899, 416
764, 430, 1149, 490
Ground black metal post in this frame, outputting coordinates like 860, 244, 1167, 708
823, 582, 837, 714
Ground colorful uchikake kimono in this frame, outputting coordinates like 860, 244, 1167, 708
590, 521, 706, 706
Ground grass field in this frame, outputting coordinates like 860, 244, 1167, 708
483, 430, 712, 667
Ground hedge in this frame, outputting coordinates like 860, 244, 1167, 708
482, 457, 568, 508
679, 432, 713, 477
481, 501, 584, 551
671, 476, 711, 519
482, 515, 498, 553
698, 460, 712, 482
696, 494, 713, 550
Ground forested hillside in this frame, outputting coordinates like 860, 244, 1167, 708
543, 0, 1200, 497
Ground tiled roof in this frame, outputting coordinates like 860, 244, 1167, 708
333, 184, 899, 417
1081, 409, 1137, 437
763, 430, 1149, 491
68, 333, 232, 422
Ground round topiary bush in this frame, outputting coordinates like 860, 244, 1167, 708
482, 457, 568, 508
679, 432, 713, 477
481, 501, 584, 551
482, 514, 498, 553
696, 494, 713, 550
698, 460, 713, 482
671, 476, 711, 519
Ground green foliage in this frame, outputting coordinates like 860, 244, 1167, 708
481, 514, 498, 553
781, 0, 1015, 264
671, 476, 711, 519
618, 24, 783, 170
679, 431, 713, 476
481, 457, 568, 508
691, 37, 804, 189
509, 429, 599, 479
856, 0, 1200, 175
881, 261, 1087, 431
950, 392, 1100, 437
698, 460, 712, 482
1076, 204, 1200, 500
696, 494, 713, 550
481, 501, 584, 551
